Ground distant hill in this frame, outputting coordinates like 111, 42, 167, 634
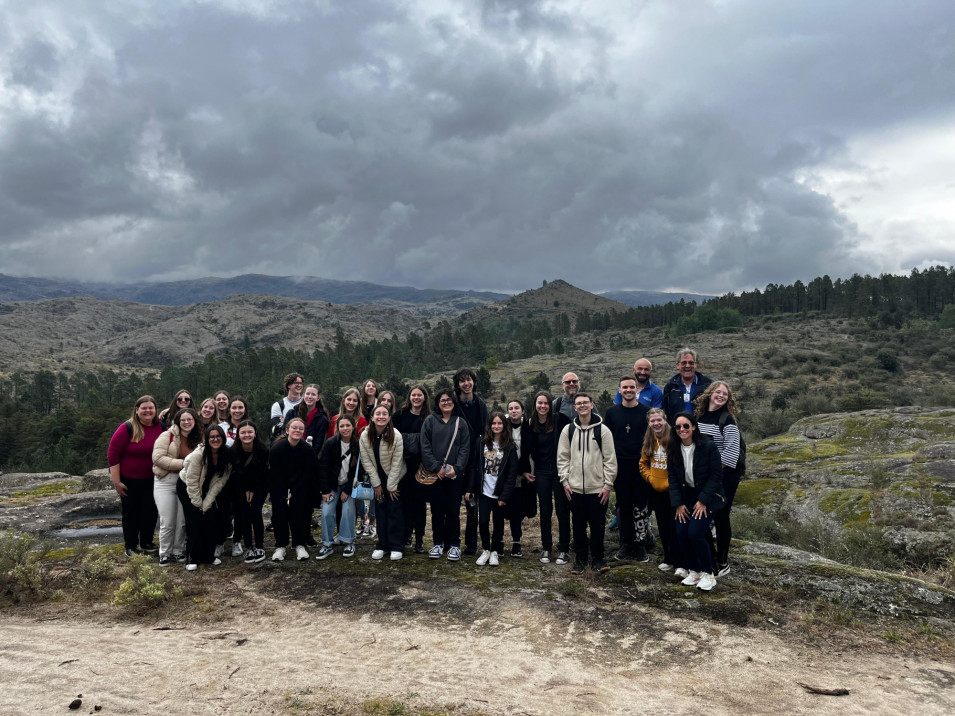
458, 279, 631, 323
0, 273, 506, 315
0, 295, 424, 371
600, 289, 713, 307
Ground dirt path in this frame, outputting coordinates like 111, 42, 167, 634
2, 579, 954, 716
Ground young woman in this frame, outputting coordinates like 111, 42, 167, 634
152, 407, 202, 566
327, 387, 369, 438
375, 390, 397, 415
523, 391, 570, 565
269, 417, 319, 561
107, 395, 164, 557
359, 405, 406, 560
639, 408, 677, 572
229, 420, 270, 563
420, 390, 471, 561
158, 390, 193, 429
220, 396, 250, 448
316, 415, 363, 559
213, 390, 231, 424
393, 385, 430, 553
667, 412, 725, 591
465, 412, 519, 566
198, 398, 219, 431
695, 381, 742, 577
285, 384, 330, 456
361, 379, 380, 423
178, 425, 232, 570
505, 399, 536, 558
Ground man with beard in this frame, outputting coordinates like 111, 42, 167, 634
613, 358, 663, 408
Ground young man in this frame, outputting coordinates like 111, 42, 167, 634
613, 358, 664, 408
271, 373, 304, 437
453, 367, 488, 556
603, 376, 651, 561
662, 349, 713, 424
558, 392, 617, 573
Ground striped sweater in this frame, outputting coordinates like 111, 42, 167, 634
697, 408, 740, 470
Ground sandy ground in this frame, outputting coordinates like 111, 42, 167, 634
2, 571, 954, 716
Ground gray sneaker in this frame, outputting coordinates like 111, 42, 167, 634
555, 552, 570, 565
539, 550, 551, 564
316, 545, 334, 560
343, 544, 356, 558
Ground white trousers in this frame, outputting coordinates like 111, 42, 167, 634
154, 474, 186, 558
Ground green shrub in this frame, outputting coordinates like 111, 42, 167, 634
112, 554, 182, 610
0, 529, 55, 602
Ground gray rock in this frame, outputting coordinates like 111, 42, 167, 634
81, 469, 113, 492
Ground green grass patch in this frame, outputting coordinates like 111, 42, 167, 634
819, 488, 871, 525
3, 480, 81, 503
734, 478, 792, 508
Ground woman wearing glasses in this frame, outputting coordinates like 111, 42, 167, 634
667, 412, 725, 591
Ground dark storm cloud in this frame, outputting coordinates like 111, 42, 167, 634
0, 0, 952, 293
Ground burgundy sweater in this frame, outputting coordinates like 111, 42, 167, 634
107, 422, 164, 479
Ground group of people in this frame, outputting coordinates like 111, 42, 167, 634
106, 348, 743, 590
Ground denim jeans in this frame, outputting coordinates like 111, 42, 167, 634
321, 486, 357, 546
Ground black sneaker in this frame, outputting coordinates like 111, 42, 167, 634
463, 545, 477, 556
593, 560, 610, 573
305, 536, 319, 548
123, 547, 142, 557
413, 543, 425, 554
634, 543, 650, 563
158, 555, 171, 567
614, 544, 635, 561
570, 562, 587, 575
266, 520, 274, 532
511, 543, 523, 558
141, 542, 159, 554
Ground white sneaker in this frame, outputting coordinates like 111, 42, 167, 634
372, 549, 385, 560
489, 551, 499, 566
185, 563, 198, 572
476, 550, 491, 566
717, 564, 731, 577
214, 544, 224, 558
272, 547, 286, 562
295, 545, 309, 561
539, 550, 551, 564
674, 567, 689, 578
681, 571, 702, 586
697, 573, 717, 591
658, 562, 674, 572
389, 551, 403, 561
231, 542, 244, 557
212, 558, 222, 566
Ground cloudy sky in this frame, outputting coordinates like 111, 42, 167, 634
1, 0, 953, 294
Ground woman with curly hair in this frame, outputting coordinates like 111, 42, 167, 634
695, 381, 742, 577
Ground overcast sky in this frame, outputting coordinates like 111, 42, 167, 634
1, 0, 953, 294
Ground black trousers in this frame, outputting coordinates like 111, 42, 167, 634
400, 468, 426, 545
269, 481, 291, 548
120, 475, 157, 550
241, 489, 268, 550
479, 494, 506, 553
569, 491, 608, 564
536, 472, 570, 552
464, 495, 478, 550
614, 458, 649, 547
429, 477, 462, 548
176, 479, 218, 564
376, 491, 405, 552
646, 487, 677, 565
714, 467, 741, 567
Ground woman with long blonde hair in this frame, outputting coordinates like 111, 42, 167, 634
639, 407, 677, 572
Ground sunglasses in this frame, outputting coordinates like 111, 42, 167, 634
675, 424, 692, 431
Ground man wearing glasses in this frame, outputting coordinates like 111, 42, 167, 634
553, 372, 599, 435
271, 373, 304, 437
662, 349, 713, 425
557, 393, 617, 574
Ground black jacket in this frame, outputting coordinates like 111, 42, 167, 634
269, 438, 319, 491
662, 372, 713, 424
466, 442, 519, 504
317, 434, 364, 496
666, 435, 725, 511
284, 405, 330, 457
231, 443, 269, 494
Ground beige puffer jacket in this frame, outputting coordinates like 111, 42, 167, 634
179, 446, 231, 512
358, 428, 406, 492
